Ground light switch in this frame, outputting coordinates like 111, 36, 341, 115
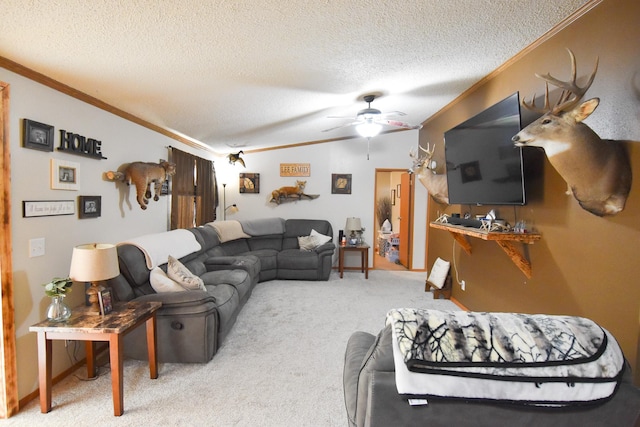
29, 238, 45, 257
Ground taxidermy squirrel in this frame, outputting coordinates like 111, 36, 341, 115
270, 180, 306, 204
106, 160, 176, 210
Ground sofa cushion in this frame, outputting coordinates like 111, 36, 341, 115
150, 267, 186, 293
217, 239, 251, 256
201, 269, 251, 301
167, 256, 206, 291
246, 234, 283, 252
277, 249, 320, 269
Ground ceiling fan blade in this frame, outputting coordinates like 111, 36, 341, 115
321, 121, 358, 132
380, 119, 423, 130
379, 111, 407, 118
327, 115, 357, 119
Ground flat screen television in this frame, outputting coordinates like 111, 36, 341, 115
444, 92, 530, 206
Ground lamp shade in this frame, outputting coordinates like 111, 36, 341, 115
69, 243, 120, 282
356, 120, 382, 138
345, 217, 362, 232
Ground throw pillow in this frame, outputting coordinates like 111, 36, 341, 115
297, 235, 318, 251
167, 255, 206, 291
427, 257, 450, 289
310, 229, 331, 246
149, 267, 186, 293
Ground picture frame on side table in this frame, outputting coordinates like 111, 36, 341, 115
22, 119, 54, 152
51, 159, 80, 191
98, 288, 113, 315
78, 196, 101, 218
331, 174, 351, 194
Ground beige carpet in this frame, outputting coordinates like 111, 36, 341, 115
9, 270, 459, 426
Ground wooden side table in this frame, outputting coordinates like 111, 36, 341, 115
29, 300, 161, 416
339, 244, 370, 279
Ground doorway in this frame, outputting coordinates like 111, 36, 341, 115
373, 169, 413, 271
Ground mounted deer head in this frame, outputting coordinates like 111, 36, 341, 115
512, 49, 631, 216
409, 143, 449, 205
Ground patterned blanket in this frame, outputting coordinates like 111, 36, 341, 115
386, 308, 625, 404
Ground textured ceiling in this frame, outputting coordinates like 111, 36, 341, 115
1, 0, 589, 153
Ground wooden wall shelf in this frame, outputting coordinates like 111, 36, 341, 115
430, 222, 541, 278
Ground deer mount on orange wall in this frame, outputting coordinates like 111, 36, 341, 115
409, 144, 449, 205
512, 49, 632, 217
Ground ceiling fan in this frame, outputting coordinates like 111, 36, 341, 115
322, 94, 423, 137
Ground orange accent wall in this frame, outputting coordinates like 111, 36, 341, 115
422, 0, 640, 385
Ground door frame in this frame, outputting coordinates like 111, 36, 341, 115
373, 168, 413, 270
0, 81, 19, 417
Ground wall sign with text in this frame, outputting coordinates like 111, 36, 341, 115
280, 163, 310, 177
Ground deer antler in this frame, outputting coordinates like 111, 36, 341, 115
522, 48, 598, 114
420, 142, 435, 160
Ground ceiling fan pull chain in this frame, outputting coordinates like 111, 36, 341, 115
367, 138, 370, 160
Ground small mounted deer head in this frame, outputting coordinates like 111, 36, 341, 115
512, 49, 631, 216
409, 143, 449, 205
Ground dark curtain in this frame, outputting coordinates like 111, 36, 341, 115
170, 147, 218, 229
170, 148, 196, 229
195, 156, 216, 226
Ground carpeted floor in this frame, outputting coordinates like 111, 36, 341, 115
9, 270, 459, 426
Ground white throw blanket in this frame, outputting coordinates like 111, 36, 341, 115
387, 308, 625, 405
119, 229, 202, 269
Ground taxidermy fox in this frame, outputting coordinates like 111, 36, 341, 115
106, 160, 176, 210
270, 180, 306, 204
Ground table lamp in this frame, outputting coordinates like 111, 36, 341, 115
69, 243, 120, 314
345, 217, 362, 245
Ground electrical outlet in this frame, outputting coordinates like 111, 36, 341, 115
29, 238, 45, 257
461, 280, 466, 291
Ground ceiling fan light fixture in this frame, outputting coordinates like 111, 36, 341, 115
356, 121, 382, 138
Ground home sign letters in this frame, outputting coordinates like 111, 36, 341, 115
58, 129, 107, 159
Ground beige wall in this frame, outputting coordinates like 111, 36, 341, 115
2, 66, 429, 401
422, 0, 640, 385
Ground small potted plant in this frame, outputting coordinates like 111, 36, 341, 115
42, 277, 72, 321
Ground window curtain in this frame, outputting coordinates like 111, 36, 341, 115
194, 156, 216, 225
170, 148, 196, 229
170, 148, 218, 229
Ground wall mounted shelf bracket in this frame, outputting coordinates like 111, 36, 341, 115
430, 222, 541, 278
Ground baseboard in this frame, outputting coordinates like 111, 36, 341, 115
450, 297, 469, 311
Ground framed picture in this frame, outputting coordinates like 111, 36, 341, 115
51, 158, 80, 190
78, 196, 101, 218
239, 173, 260, 193
23, 119, 54, 152
98, 288, 113, 315
391, 189, 396, 205
396, 184, 401, 198
23, 200, 75, 217
331, 174, 351, 194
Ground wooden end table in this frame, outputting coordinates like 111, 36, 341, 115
29, 300, 161, 416
338, 244, 370, 279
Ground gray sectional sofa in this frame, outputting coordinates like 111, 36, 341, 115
107, 218, 335, 363
344, 323, 640, 427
